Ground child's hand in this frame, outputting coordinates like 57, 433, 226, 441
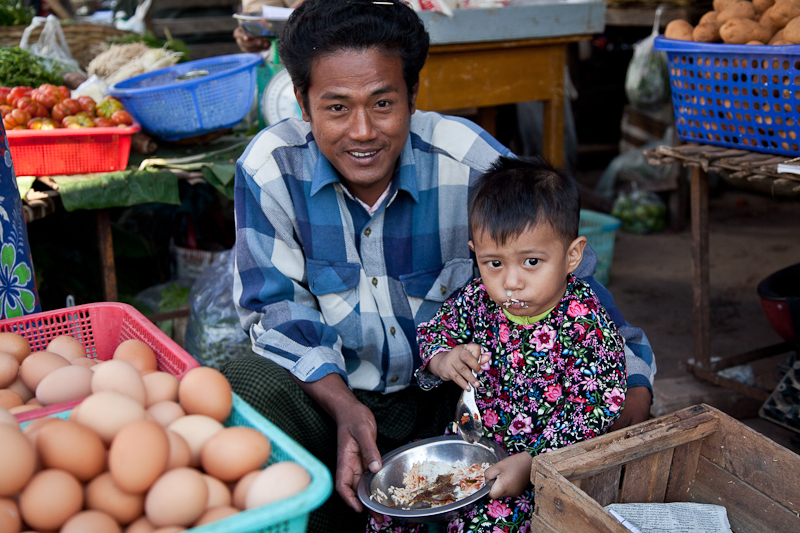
485, 452, 533, 499
428, 344, 488, 391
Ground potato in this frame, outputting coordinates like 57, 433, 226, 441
700, 10, 721, 24
719, 1, 758, 22
746, 39, 766, 42
783, 14, 800, 41
720, 17, 773, 42
760, 5, 781, 31
714, 0, 743, 12
693, 23, 723, 41
771, 38, 795, 42
771, 0, 800, 27
754, 0, 775, 13
665, 19, 695, 40
768, 27, 787, 41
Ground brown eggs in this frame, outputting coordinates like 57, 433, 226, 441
19, 469, 84, 531
178, 367, 232, 422
245, 461, 311, 509
0, 497, 21, 533
114, 339, 158, 374
142, 372, 179, 406
85, 472, 145, 525
35, 365, 93, 406
0, 333, 30, 364
0, 352, 19, 388
0, 424, 35, 496
92, 360, 147, 406
36, 419, 107, 482
46, 335, 86, 361
167, 415, 224, 467
145, 468, 208, 527
74, 391, 146, 444
61, 509, 121, 533
109, 420, 169, 494
201, 426, 271, 482
19, 351, 70, 391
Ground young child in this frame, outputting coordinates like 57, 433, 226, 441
368, 156, 627, 533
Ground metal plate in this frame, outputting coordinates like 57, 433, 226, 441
357, 435, 506, 523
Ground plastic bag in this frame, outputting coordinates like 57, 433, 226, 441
611, 184, 666, 234
624, 5, 670, 110
19, 15, 83, 74
114, 0, 151, 35
131, 280, 192, 339
184, 250, 254, 370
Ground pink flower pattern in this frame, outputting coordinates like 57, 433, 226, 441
369, 275, 626, 533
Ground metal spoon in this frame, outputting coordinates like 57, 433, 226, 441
455, 369, 484, 444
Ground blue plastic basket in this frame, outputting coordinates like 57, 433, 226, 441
20, 393, 332, 533
579, 210, 621, 287
108, 54, 263, 140
653, 36, 800, 157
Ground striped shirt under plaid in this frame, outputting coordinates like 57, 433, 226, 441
233, 111, 656, 395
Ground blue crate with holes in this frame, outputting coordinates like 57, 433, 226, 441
108, 54, 263, 140
653, 37, 800, 157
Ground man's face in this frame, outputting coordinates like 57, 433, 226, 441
296, 47, 417, 205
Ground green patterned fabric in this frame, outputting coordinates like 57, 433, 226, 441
222, 355, 461, 533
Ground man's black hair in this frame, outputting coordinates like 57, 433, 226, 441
278, 0, 429, 112
468, 156, 581, 246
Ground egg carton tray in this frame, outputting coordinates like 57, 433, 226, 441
1, 302, 199, 423
19, 393, 333, 533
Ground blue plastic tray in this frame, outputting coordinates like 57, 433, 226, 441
21, 393, 332, 533
654, 36, 800, 157
108, 54, 263, 140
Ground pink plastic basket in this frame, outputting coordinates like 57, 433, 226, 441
6, 122, 140, 176
1, 302, 199, 422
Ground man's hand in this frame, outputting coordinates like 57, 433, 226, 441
485, 452, 532, 500
609, 385, 652, 432
427, 343, 489, 391
234, 26, 269, 54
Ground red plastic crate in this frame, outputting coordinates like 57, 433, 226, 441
1, 302, 199, 422
6, 122, 140, 176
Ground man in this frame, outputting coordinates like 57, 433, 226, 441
225, 1, 656, 531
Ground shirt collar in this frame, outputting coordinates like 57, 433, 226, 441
308, 130, 419, 203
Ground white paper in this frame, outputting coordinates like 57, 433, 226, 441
605, 502, 732, 533
261, 6, 293, 20
777, 163, 800, 175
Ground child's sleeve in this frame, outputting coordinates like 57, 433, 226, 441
414, 284, 476, 390
526, 297, 627, 456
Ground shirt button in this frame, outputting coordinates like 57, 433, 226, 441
372, 278, 378, 287
364, 227, 371, 236
440, 285, 447, 294
390, 375, 399, 383
390, 327, 396, 335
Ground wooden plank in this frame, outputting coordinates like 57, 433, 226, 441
692, 457, 800, 533
579, 466, 622, 507
605, 7, 694, 28
699, 414, 800, 509
541, 44, 565, 168
690, 165, 711, 368
151, 17, 238, 37
532, 461, 630, 533
544, 410, 718, 481
687, 363, 771, 402
619, 448, 674, 503
96, 209, 117, 302
664, 439, 703, 503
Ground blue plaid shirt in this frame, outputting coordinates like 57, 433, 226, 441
233, 111, 656, 394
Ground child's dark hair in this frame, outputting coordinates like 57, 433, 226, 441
468, 156, 580, 245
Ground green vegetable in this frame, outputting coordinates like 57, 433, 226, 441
0, 47, 63, 87
0, 0, 35, 27
110, 29, 191, 63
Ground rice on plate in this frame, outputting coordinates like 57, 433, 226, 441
374, 460, 490, 510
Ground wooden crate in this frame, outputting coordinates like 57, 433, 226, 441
530, 404, 800, 533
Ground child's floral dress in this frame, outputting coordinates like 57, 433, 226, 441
367, 274, 626, 533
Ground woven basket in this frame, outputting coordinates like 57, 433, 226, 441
0, 22, 133, 69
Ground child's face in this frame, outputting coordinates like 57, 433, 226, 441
469, 222, 587, 318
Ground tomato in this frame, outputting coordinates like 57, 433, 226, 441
31, 84, 64, 109
8, 87, 32, 108
27, 117, 59, 130
93, 117, 114, 128
15, 97, 48, 118
0, 87, 10, 106
58, 86, 70, 100
76, 96, 96, 117
110, 110, 133, 126
62, 112, 94, 128
0, 105, 13, 118
96, 96, 125, 119
51, 98, 82, 123
3, 108, 31, 130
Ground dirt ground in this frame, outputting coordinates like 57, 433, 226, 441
602, 184, 800, 451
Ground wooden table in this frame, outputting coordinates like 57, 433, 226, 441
417, 36, 586, 168
646, 143, 800, 402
